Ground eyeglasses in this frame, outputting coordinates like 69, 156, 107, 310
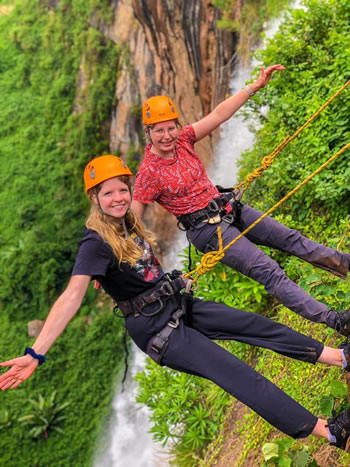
150, 126, 178, 137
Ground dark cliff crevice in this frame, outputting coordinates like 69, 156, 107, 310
181, 0, 202, 90
131, 0, 237, 115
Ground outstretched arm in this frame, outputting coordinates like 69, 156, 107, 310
192, 64, 285, 141
0, 274, 91, 390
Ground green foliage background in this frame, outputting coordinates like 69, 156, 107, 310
0, 1, 127, 465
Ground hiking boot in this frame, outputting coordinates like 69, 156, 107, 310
335, 308, 350, 337
327, 408, 350, 451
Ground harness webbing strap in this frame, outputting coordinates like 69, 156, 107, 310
177, 192, 234, 230
203, 201, 243, 253
147, 280, 193, 365
117, 276, 186, 317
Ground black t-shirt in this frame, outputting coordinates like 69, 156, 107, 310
72, 228, 165, 302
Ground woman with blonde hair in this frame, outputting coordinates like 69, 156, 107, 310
1, 155, 350, 452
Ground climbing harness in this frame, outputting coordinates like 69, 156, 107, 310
176, 190, 235, 231
185, 142, 350, 284
113, 272, 193, 365
203, 201, 243, 253
116, 274, 187, 317
177, 186, 244, 267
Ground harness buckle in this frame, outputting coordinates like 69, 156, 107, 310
222, 213, 235, 224
207, 199, 220, 213
176, 220, 187, 231
151, 343, 161, 353
205, 213, 222, 224
167, 318, 180, 328
160, 280, 175, 295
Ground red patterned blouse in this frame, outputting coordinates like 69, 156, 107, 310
133, 125, 220, 216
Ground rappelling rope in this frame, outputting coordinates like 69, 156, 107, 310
185, 142, 350, 283
235, 79, 350, 191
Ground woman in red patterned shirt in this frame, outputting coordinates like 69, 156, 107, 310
133, 65, 350, 336
132, 65, 350, 335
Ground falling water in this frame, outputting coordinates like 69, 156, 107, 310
94, 345, 170, 467
94, 3, 300, 465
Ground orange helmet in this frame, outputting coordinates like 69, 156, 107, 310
84, 155, 132, 192
142, 96, 179, 125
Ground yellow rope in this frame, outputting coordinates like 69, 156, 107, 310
235, 79, 350, 191
185, 142, 350, 283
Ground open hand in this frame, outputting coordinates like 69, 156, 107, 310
252, 64, 286, 91
0, 355, 38, 390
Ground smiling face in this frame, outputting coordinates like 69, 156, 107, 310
149, 119, 179, 158
93, 177, 131, 219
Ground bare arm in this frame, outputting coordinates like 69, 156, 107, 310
0, 274, 91, 390
192, 64, 285, 141
31, 275, 91, 355
131, 199, 147, 219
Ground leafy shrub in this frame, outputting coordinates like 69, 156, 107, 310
262, 438, 319, 466
0, 409, 12, 431
136, 360, 230, 463
18, 391, 70, 439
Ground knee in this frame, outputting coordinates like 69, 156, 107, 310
250, 255, 288, 293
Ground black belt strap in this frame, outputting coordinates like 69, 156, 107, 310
116, 276, 187, 317
177, 193, 234, 231
146, 281, 193, 364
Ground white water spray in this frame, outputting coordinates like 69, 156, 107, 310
94, 346, 170, 467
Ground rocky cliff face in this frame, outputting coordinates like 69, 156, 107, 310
108, 0, 236, 161
106, 0, 237, 258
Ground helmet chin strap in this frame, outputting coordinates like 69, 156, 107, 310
121, 217, 129, 238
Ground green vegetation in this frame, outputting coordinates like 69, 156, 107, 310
136, 364, 230, 463
0, 0, 128, 465
0, 0, 121, 317
0, 307, 126, 465
18, 391, 71, 439
262, 438, 317, 466
213, 0, 292, 60
137, 0, 350, 465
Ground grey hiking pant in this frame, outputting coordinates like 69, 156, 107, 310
187, 203, 350, 329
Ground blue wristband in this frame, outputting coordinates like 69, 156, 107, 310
24, 347, 46, 366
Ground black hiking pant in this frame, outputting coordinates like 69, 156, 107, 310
127, 294, 324, 439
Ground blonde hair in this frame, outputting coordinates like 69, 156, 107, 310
86, 176, 156, 266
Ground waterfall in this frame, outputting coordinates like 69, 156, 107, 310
94, 346, 170, 467
207, 65, 255, 188
94, 3, 299, 465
